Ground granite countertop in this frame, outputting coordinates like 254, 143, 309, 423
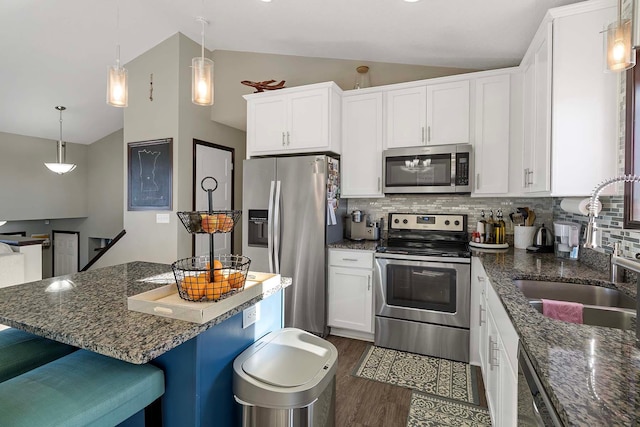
0, 261, 291, 365
475, 249, 639, 426
328, 239, 379, 251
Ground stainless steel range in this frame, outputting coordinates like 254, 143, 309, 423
374, 213, 471, 362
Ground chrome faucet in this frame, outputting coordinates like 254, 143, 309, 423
583, 175, 640, 249
610, 242, 624, 283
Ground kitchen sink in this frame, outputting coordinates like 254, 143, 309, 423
528, 300, 635, 330
513, 280, 636, 309
514, 279, 636, 330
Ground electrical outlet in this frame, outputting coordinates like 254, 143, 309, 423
156, 213, 170, 223
243, 304, 260, 328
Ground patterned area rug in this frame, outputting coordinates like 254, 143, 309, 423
353, 345, 480, 405
406, 392, 491, 427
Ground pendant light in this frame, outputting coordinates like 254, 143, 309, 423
605, 0, 635, 72
107, 1, 128, 107
0, 221, 6, 227
44, 106, 77, 175
192, 16, 214, 106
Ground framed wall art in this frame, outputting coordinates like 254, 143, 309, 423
128, 138, 173, 211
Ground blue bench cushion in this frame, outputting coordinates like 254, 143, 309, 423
0, 327, 77, 382
0, 349, 165, 427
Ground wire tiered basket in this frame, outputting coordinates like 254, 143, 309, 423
172, 177, 250, 302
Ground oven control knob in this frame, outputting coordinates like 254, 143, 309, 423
394, 219, 400, 224
445, 220, 450, 225
402, 219, 408, 224
454, 220, 460, 226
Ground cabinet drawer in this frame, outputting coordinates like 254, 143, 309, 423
328, 249, 373, 269
487, 284, 519, 372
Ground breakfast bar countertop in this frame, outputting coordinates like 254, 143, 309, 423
0, 261, 291, 364
475, 249, 640, 426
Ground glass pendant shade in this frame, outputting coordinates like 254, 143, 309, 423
0, 221, 6, 227
192, 56, 214, 106
605, 19, 635, 72
107, 64, 128, 107
354, 65, 371, 89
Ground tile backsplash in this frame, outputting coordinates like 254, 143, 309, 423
345, 195, 553, 235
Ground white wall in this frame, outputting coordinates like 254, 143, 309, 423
0, 132, 88, 221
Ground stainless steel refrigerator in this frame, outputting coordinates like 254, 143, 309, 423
242, 155, 345, 336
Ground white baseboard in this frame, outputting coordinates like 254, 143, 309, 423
329, 327, 374, 342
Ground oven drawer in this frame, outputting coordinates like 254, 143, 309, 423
329, 249, 374, 269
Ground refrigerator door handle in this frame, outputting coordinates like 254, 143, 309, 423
273, 180, 282, 274
267, 180, 276, 274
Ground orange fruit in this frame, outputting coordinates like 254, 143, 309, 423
205, 281, 223, 300
200, 214, 219, 233
219, 279, 231, 294
181, 274, 207, 300
228, 272, 245, 289
217, 214, 234, 232
212, 259, 223, 270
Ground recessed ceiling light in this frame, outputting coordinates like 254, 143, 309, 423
404, 0, 420, 2
261, 0, 272, 2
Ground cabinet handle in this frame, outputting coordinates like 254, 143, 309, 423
421, 127, 425, 143
282, 132, 286, 146
287, 131, 291, 146
489, 337, 499, 369
378, 177, 381, 191
528, 169, 534, 186
476, 173, 480, 190
524, 168, 529, 188
479, 305, 486, 326
477, 276, 485, 282
368, 276, 371, 291
342, 258, 358, 262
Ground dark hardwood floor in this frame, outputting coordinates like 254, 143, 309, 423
326, 335, 488, 427
327, 335, 412, 427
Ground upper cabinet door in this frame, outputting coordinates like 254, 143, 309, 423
530, 27, 551, 193
385, 86, 427, 148
288, 88, 330, 151
473, 75, 511, 195
341, 92, 384, 198
248, 96, 288, 153
426, 80, 470, 145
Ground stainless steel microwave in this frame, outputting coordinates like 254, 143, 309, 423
382, 144, 473, 194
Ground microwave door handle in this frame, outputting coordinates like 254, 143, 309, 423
267, 181, 275, 274
451, 153, 456, 188
273, 180, 282, 274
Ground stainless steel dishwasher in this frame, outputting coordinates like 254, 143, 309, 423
517, 344, 563, 426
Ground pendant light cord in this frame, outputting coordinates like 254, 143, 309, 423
116, 0, 121, 68
59, 109, 63, 143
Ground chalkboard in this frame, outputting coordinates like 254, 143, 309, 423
128, 138, 173, 211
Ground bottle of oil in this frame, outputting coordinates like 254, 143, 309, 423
494, 209, 506, 244
477, 211, 487, 243
485, 210, 495, 244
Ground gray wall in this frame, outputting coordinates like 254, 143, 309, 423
0, 131, 88, 221
0, 129, 123, 277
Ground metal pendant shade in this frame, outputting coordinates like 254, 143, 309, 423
44, 106, 77, 175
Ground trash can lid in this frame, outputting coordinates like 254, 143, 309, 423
242, 329, 333, 388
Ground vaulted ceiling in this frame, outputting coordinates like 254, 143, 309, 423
1, 0, 580, 145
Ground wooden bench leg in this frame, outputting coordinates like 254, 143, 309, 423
144, 397, 163, 427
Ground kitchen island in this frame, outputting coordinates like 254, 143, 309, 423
475, 249, 639, 426
0, 261, 291, 427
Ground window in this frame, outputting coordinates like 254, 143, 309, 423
624, 50, 640, 228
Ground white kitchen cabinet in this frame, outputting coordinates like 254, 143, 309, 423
341, 91, 384, 198
327, 249, 374, 340
245, 82, 342, 157
472, 257, 518, 427
550, 1, 617, 196
426, 80, 470, 145
472, 74, 511, 195
520, 22, 552, 194
385, 80, 470, 148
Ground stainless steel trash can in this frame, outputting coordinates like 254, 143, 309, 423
233, 328, 338, 427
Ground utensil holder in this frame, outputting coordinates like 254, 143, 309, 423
514, 226, 536, 249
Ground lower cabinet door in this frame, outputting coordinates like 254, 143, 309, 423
328, 266, 373, 333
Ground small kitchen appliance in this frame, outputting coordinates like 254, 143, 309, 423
526, 224, 554, 253
346, 212, 380, 241
382, 144, 472, 194
374, 213, 471, 362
